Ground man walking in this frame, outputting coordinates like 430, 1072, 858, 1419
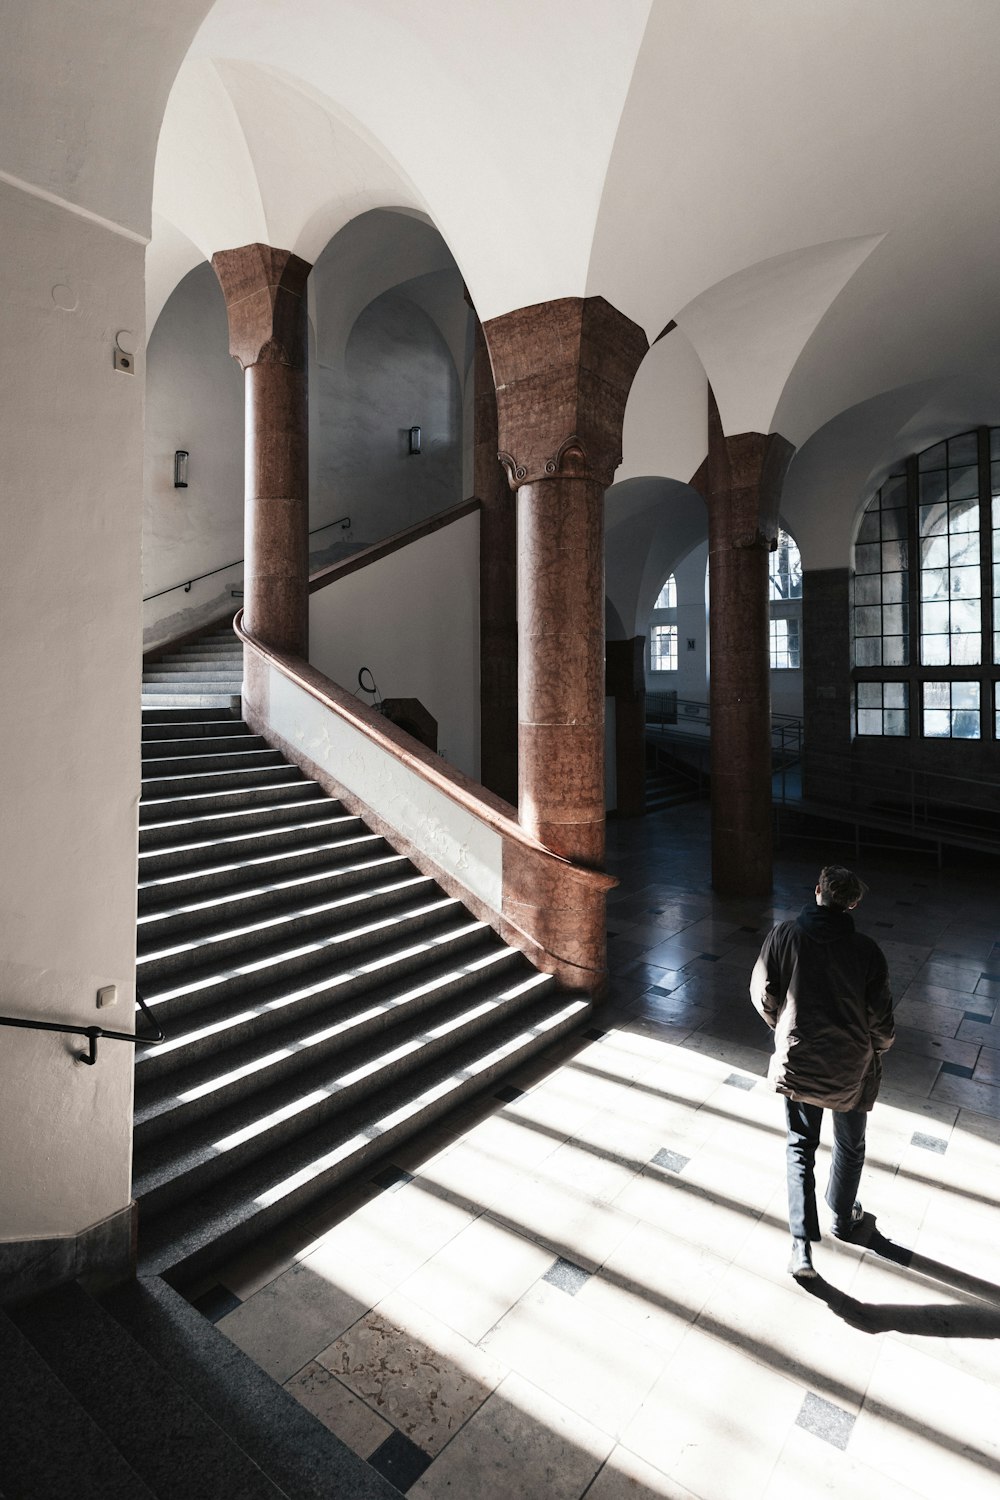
750, 865, 894, 1279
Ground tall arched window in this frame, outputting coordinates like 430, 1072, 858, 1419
769, 529, 802, 669
650, 573, 678, 671
852, 427, 1000, 740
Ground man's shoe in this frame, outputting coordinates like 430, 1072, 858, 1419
830, 1201, 864, 1241
789, 1238, 817, 1279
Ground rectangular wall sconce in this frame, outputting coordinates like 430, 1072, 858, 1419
174, 450, 189, 488
408, 425, 421, 456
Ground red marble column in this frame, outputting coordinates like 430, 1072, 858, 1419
212, 244, 311, 658
471, 313, 518, 805
484, 298, 647, 868
705, 388, 794, 895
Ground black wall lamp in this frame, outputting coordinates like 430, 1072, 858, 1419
174, 450, 189, 488
408, 425, 422, 456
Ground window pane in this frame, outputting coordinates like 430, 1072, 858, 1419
919, 441, 947, 472
949, 567, 980, 602
883, 571, 905, 604
855, 637, 881, 666
949, 532, 978, 567
655, 575, 677, 609
951, 633, 981, 665
854, 574, 881, 605
883, 473, 907, 505
921, 534, 949, 568
882, 540, 907, 571
952, 682, 980, 709
920, 501, 947, 536
921, 568, 948, 601
857, 681, 881, 707
950, 598, 980, 633
948, 432, 978, 467
949, 464, 979, 501
884, 709, 908, 736
953, 710, 981, 739
855, 606, 881, 636
924, 709, 951, 737
880, 507, 907, 539
857, 710, 881, 736
855, 543, 881, 575
921, 601, 950, 633
883, 637, 908, 665
857, 511, 881, 544
949, 501, 979, 533
882, 604, 906, 635
924, 681, 949, 708
885, 682, 906, 708
921, 636, 949, 665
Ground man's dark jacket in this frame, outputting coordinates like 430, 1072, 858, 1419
750, 904, 894, 1111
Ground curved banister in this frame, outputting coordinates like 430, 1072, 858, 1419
233, 608, 614, 898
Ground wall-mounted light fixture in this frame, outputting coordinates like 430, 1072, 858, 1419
408, 425, 422, 456
174, 450, 189, 488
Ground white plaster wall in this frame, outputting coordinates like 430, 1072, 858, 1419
309, 512, 480, 779
142, 262, 244, 646
312, 288, 463, 545
267, 668, 501, 913
0, 184, 142, 1239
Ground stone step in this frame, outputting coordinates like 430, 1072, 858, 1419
138, 787, 335, 841
102, 1277, 398, 1500
0, 1304, 155, 1499
138, 807, 361, 870
136, 893, 466, 1026
141, 708, 243, 727
134, 940, 523, 1141
134, 966, 555, 1216
140, 748, 284, 779
137, 850, 412, 941
141, 763, 304, 800
137, 991, 588, 1283
141, 733, 268, 759
138, 825, 382, 902
134, 914, 492, 1084
8, 1283, 285, 1499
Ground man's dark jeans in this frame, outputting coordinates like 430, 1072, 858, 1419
785, 1099, 867, 1241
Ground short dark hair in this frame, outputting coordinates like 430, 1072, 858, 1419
817, 865, 868, 909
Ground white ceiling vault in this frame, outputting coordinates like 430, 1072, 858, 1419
137, 1, 1000, 539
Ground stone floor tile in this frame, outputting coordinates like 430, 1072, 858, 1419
915, 959, 984, 993
283, 1361, 393, 1457
930, 1071, 1000, 1118
893, 998, 964, 1037
971, 1044, 1000, 1084
880, 1048, 942, 1098
408, 1372, 612, 1500
762, 1423, 925, 1500
612, 1165, 762, 1261
218, 1257, 388, 1382
301, 1174, 480, 1292
890, 1025, 980, 1069
394, 1212, 554, 1344
317, 1291, 505, 1456
620, 1326, 806, 1500
533, 1138, 643, 1205
480, 1281, 668, 1437
693, 1262, 878, 1414
583, 1445, 699, 1499
850, 1337, 1000, 1500
455, 1107, 567, 1173
575, 1219, 730, 1355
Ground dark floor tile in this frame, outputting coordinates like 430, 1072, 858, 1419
651, 1147, 690, 1173
582, 1028, 607, 1041
964, 1011, 993, 1024
911, 1131, 948, 1153
368, 1431, 433, 1491
723, 1073, 757, 1091
371, 1165, 414, 1192
939, 1061, 976, 1080
542, 1257, 591, 1295
795, 1392, 855, 1450
874, 921, 894, 929
494, 1084, 525, 1103
189, 1283, 242, 1323
698, 952, 721, 962
649, 984, 674, 997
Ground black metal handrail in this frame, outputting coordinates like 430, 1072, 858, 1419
143, 515, 352, 603
0, 989, 165, 1066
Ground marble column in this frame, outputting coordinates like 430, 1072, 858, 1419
705, 388, 794, 895
484, 298, 647, 867
471, 313, 518, 805
212, 244, 311, 658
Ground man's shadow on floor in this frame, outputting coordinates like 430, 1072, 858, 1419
800, 1216, 1000, 1336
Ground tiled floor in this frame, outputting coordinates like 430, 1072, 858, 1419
207, 802, 1000, 1498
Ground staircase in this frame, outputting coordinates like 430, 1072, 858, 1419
136, 691, 590, 1288
141, 624, 244, 709
1, 1277, 399, 1498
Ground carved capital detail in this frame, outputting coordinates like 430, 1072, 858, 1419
212, 243, 312, 371
484, 297, 647, 494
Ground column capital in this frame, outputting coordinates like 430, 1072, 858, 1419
212, 243, 312, 371
483, 296, 648, 491
706, 386, 795, 547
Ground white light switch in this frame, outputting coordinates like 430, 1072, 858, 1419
97, 985, 118, 1009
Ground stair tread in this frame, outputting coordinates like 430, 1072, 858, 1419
138, 828, 383, 892
134, 916, 493, 1078
103, 1277, 400, 1500
137, 991, 587, 1278
138, 810, 360, 865
133, 964, 551, 1193
134, 940, 522, 1125
9, 1283, 284, 1499
0, 1305, 156, 1500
